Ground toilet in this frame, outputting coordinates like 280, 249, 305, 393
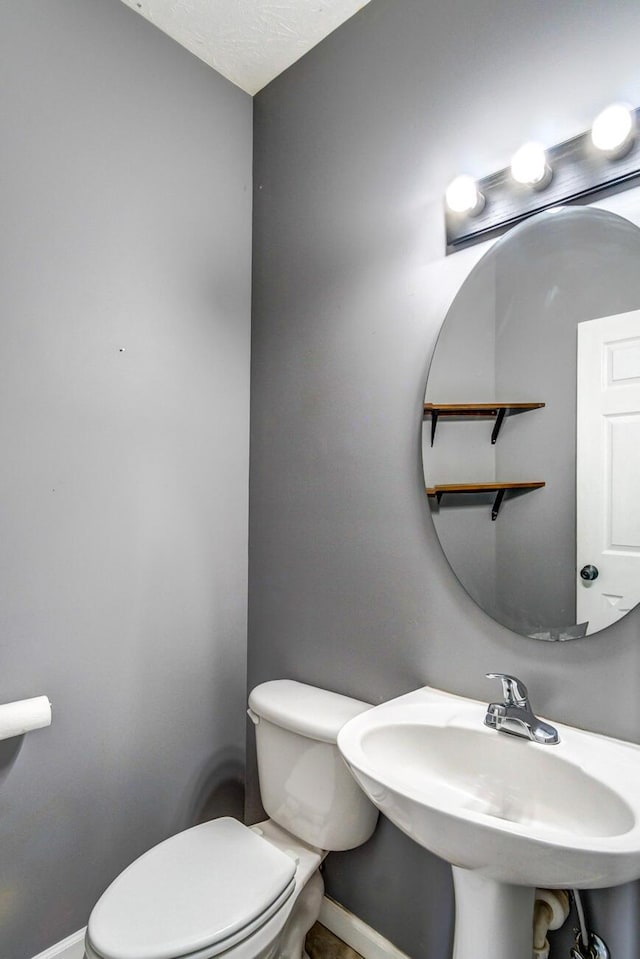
84, 680, 379, 959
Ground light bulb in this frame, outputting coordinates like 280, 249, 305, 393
591, 103, 635, 158
444, 175, 485, 216
510, 142, 552, 189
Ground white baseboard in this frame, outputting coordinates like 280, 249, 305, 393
31, 927, 85, 959
319, 896, 410, 959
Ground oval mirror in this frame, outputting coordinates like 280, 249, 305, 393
423, 206, 640, 640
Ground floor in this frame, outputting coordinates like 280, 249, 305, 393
306, 923, 364, 959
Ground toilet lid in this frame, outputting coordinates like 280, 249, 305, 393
87, 818, 298, 959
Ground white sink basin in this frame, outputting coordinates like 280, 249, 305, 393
337, 685, 640, 959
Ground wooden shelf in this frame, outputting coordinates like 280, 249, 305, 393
426, 482, 545, 520
423, 402, 545, 445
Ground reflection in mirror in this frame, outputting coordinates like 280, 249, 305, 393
423, 206, 640, 640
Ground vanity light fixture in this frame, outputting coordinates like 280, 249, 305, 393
444, 175, 485, 216
591, 102, 635, 158
509, 142, 552, 189
444, 105, 640, 253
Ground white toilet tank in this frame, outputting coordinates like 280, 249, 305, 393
248, 680, 379, 851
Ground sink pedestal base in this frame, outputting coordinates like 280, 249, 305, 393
452, 867, 535, 959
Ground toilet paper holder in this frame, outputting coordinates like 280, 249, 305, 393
0, 696, 52, 742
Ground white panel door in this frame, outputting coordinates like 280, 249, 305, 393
576, 309, 640, 634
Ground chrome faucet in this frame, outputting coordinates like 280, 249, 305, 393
485, 673, 560, 745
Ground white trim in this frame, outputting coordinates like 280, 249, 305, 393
31, 927, 85, 959
319, 896, 410, 959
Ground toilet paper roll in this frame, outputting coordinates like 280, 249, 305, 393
0, 696, 52, 742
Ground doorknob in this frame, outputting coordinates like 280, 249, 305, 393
580, 565, 599, 581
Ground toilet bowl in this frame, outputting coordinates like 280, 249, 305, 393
84, 681, 379, 959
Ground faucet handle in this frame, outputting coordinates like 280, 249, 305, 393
486, 672, 529, 706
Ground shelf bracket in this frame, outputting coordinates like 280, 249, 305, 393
490, 408, 506, 444
491, 488, 506, 520
430, 410, 438, 447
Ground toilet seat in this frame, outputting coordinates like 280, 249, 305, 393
86, 818, 298, 959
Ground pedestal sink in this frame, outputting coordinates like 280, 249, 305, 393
337, 685, 640, 959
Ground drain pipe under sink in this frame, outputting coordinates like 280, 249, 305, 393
532, 889, 571, 959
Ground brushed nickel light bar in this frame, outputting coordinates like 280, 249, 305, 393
445, 103, 640, 253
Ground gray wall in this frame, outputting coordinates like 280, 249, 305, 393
0, 3, 252, 957
249, 2, 640, 957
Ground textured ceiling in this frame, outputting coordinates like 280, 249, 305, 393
120, 0, 372, 95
